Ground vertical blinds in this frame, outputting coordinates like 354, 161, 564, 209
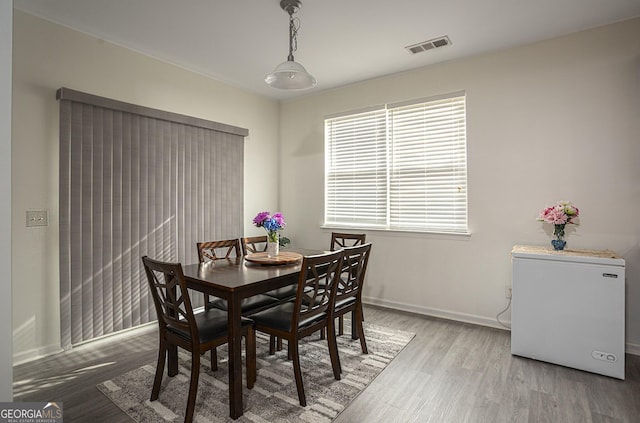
325, 92, 468, 233
58, 88, 246, 348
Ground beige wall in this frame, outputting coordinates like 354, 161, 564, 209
11, 10, 280, 361
279, 19, 640, 348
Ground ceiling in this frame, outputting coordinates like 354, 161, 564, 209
13, 0, 640, 100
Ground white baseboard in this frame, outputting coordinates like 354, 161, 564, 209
13, 321, 157, 366
362, 295, 511, 331
625, 342, 640, 356
362, 296, 640, 356
13, 344, 64, 366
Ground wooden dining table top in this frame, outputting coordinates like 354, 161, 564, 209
181, 248, 326, 297
183, 258, 297, 291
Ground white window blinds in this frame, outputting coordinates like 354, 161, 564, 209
325, 108, 388, 227
324, 92, 468, 233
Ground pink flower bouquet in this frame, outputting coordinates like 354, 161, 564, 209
538, 201, 579, 249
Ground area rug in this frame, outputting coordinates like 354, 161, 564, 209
97, 321, 415, 422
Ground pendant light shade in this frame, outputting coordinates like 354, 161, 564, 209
265, 0, 316, 90
265, 60, 317, 90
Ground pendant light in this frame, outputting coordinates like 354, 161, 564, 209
265, 0, 317, 90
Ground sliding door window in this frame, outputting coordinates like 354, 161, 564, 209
58, 88, 246, 348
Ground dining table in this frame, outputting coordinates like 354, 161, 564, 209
177, 248, 322, 419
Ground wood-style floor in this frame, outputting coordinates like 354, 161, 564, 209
13, 305, 640, 422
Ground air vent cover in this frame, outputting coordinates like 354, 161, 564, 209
405, 36, 452, 54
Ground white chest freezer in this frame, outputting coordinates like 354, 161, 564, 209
510, 245, 625, 379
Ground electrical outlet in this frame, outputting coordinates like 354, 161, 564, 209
505, 286, 512, 299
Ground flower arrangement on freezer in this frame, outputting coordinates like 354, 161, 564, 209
538, 201, 580, 241
253, 211, 286, 243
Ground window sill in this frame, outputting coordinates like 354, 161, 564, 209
320, 224, 471, 239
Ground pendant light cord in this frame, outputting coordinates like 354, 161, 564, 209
287, 13, 300, 61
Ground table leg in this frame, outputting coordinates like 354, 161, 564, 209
227, 295, 244, 419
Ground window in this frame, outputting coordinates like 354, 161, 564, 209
324, 91, 468, 233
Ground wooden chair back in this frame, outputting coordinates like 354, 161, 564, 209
142, 256, 198, 345
241, 236, 268, 255
292, 250, 344, 330
197, 239, 241, 263
334, 243, 372, 305
330, 232, 367, 251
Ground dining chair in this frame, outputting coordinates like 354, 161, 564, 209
141, 256, 256, 423
248, 250, 344, 407
330, 232, 367, 251
197, 239, 279, 312
197, 238, 242, 262
330, 243, 373, 373
329, 232, 367, 335
198, 239, 241, 307
241, 235, 268, 255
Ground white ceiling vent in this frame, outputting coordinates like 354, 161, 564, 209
406, 36, 452, 54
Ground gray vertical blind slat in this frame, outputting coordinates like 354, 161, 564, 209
103, 110, 114, 335
59, 100, 72, 349
197, 128, 204, 243
59, 90, 246, 348
131, 115, 143, 321
188, 125, 195, 264
112, 111, 124, 332
69, 102, 84, 346
92, 107, 104, 338
229, 134, 244, 234
217, 134, 225, 237
200, 129, 207, 242
177, 124, 185, 265
80, 104, 93, 342
205, 130, 213, 241
185, 127, 193, 262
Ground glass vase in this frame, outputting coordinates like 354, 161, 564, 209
552, 224, 566, 250
267, 232, 279, 257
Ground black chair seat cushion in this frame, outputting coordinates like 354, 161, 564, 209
208, 294, 279, 313
264, 283, 298, 300
168, 308, 254, 344
250, 302, 326, 332
334, 296, 357, 313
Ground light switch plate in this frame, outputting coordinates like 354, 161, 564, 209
26, 210, 48, 227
